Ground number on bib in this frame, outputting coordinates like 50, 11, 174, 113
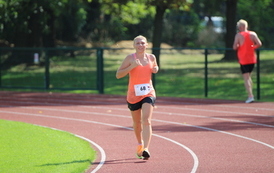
134, 83, 151, 96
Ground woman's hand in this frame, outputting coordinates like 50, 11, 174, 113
132, 58, 143, 67
152, 66, 159, 73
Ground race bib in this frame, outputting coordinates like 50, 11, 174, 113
134, 83, 151, 96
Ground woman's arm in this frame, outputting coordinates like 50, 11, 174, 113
150, 54, 159, 74
116, 55, 141, 79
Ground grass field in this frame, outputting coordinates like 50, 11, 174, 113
1, 48, 273, 102
0, 119, 96, 173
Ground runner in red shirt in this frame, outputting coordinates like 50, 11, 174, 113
116, 35, 159, 160
233, 19, 262, 103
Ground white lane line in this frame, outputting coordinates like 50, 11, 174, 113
1, 107, 273, 150
16, 106, 274, 128
205, 103, 274, 111
75, 135, 106, 173
64, 105, 274, 128
1, 96, 274, 111
153, 111, 274, 128
30, 124, 106, 173
1, 99, 273, 118
153, 134, 199, 173
156, 105, 274, 117
153, 118, 274, 150
0, 110, 199, 173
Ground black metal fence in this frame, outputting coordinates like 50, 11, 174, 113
0, 47, 273, 101
0, 47, 104, 93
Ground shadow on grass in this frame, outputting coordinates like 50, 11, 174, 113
37, 159, 92, 167
92, 158, 147, 165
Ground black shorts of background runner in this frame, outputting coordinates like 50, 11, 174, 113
240, 64, 255, 74
127, 97, 156, 111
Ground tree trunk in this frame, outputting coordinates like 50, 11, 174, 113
223, 0, 237, 61
43, 8, 56, 47
27, 12, 43, 47
152, 5, 167, 67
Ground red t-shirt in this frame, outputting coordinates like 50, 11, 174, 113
237, 31, 257, 65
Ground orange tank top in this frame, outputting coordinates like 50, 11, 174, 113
237, 31, 257, 65
127, 53, 155, 104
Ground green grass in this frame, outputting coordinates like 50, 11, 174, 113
1, 49, 274, 101
0, 120, 96, 173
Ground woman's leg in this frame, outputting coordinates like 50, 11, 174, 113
130, 109, 142, 144
131, 109, 145, 157
141, 103, 153, 150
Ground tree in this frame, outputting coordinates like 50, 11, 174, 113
237, 0, 274, 47
81, 0, 155, 43
0, 0, 88, 69
151, 5, 167, 66
222, 0, 274, 60
0, 0, 87, 47
223, 0, 237, 61
145, 0, 193, 66
192, 0, 238, 60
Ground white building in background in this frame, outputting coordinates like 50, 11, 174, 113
201, 16, 225, 33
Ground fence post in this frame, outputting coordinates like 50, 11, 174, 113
256, 49, 260, 100
44, 49, 50, 90
204, 49, 208, 97
0, 49, 2, 88
97, 48, 104, 94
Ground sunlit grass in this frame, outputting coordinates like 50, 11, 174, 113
0, 120, 96, 173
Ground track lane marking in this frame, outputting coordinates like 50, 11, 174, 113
29, 124, 106, 173
0, 110, 199, 173
8, 105, 274, 128
1, 108, 273, 150
1, 96, 274, 111
1, 99, 273, 117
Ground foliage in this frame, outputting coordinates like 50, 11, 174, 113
163, 9, 200, 47
56, 1, 88, 42
101, 1, 155, 24
90, 0, 156, 42
237, 0, 274, 47
0, 0, 274, 48
146, 0, 193, 10
0, 0, 87, 47
192, 0, 225, 17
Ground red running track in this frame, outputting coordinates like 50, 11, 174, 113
0, 91, 274, 173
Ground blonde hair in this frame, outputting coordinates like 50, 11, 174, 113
237, 19, 248, 28
133, 35, 147, 44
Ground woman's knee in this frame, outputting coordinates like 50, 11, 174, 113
142, 118, 151, 126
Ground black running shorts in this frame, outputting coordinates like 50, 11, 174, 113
240, 64, 255, 74
127, 97, 156, 111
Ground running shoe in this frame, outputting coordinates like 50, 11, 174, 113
142, 148, 150, 160
136, 145, 143, 159
245, 97, 254, 103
